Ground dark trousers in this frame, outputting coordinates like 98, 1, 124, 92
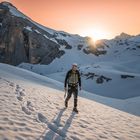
65, 86, 78, 108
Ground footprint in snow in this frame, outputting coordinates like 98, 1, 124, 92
17, 96, 23, 101
20, 90, 26, 96
9, 82, 15, 87
27, 101, 35, 111
16, 91, 25, 101
15, 85, 26, 101
22, 106, 31, 115
14, 85, 35, 116
22, 101, 35, 115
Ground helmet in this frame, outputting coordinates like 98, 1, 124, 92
72, 63, 78, 67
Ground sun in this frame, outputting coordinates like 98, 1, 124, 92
80, 28, 110, 42
91, 30, 106, 42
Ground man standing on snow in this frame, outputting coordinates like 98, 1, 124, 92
64, 63, 81, 113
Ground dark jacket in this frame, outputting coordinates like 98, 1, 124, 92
64, 69, 81, 88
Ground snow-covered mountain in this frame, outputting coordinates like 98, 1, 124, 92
19, 33, 140, 74
0, 2, 139, 99
0, 3, 140, 99
2, 1, 138, 68
0, 63, 140, 140
18, 33, 140, 99
0, 1, 105, 66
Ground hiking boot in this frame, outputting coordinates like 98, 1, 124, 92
65, 101, 68, 108
73, 107, 78, 113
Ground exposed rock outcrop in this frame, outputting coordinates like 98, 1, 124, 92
0, 2, 64, 65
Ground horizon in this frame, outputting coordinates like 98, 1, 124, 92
1, 0, 140, 41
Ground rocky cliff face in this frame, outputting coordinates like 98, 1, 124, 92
0, 2, 64, 65
0, 2, 110, 66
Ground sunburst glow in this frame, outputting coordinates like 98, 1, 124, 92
81, 28, 110, 42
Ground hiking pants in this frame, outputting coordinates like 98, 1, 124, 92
65, 86, 78, 108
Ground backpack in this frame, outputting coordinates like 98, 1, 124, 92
68, 70, 79, 85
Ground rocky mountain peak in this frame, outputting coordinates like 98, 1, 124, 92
0, 2, 65, 65
0, 1, 16, 8
115, 32, 132, 40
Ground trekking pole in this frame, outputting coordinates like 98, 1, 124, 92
64, 88, 67, 99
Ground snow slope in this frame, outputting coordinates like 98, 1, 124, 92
0, 63, 140, 140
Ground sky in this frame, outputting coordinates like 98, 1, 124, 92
1, 0, 140, 41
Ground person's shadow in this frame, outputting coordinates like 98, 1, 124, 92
40, 107, 76, 140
